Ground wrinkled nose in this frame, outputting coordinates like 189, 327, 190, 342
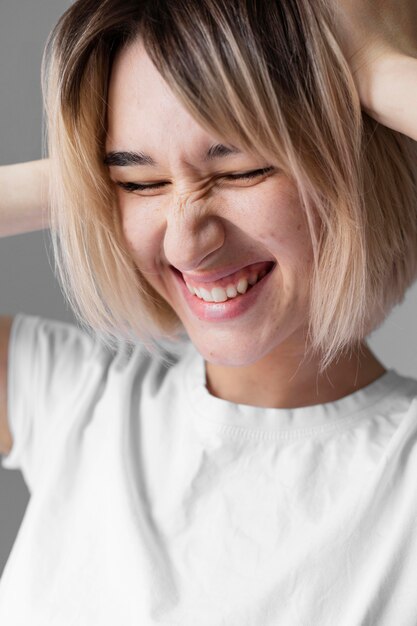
163, 198, 225, 271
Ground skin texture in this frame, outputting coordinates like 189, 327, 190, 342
105, 40, 386, 409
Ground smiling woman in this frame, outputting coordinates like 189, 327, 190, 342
41, 0, 417, 377
2, 0, 417, 624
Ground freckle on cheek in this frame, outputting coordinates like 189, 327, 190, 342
297, 224, 302, 231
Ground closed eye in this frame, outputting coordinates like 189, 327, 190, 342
223, 166, 275, 181
115, 166, 276, 193
115, 180, 168, 192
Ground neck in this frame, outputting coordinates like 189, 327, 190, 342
205, 342, 386, 409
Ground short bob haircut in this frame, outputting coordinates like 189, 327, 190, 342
42, 0, 417, 373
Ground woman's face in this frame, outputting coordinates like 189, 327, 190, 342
105, 40, 314, 366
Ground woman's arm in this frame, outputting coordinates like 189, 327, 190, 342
358, 53, 417, 142
331, 0, 417, 141
0, 160, 46, 451
0, 316, 13, 456
0, 159, 50, 238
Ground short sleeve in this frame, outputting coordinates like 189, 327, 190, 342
0, 313, 113, 492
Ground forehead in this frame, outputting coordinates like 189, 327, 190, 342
106, 39, 221, 156
108, 40, 172, 117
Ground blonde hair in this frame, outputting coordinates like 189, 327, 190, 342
42, 0, 417, 371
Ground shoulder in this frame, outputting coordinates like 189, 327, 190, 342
11, 313, 193, 396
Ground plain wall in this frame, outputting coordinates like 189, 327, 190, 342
0, 0, 74, 577
1, 0, 417, 579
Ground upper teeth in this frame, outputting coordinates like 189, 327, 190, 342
185, 269, 267, 303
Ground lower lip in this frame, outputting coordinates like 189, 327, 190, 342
171, 264, 276, 321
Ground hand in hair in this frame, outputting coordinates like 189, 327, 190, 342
331, 0, 417, 140
333, 0, 417, 64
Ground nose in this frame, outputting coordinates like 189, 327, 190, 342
163, 196, 225, 271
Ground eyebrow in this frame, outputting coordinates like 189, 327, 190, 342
103, 143, 241, 167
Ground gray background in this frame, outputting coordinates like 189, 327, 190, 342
0, 0, 416, 578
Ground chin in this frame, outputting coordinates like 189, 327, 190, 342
190, 334, 275, 368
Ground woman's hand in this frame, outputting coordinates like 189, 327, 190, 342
330, 0, 417, 140
332, 0, 417, 67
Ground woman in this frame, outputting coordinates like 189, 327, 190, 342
0, 0, 417, 623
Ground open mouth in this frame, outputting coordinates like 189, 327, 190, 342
173, 261, 276, 304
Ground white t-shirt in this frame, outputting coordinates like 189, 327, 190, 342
1, 313, 417, 625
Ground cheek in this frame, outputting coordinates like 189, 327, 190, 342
121, 211, 169, 298
252, 188, 314, 267
120, 203, 162, 270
